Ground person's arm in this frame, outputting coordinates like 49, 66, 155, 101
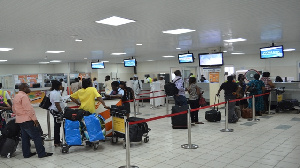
216, 88, 222, 96
268, 80, 275, 89
97, 97, 109, 109
55, 102, 63, 112
70, 96, 81, 106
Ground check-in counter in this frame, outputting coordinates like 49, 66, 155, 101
271, 82, 300, 103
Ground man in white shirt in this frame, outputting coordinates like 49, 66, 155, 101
92, 77, 99, 91
126, 78, 134, 89
59, 79, 68, 97
103, 75, 113, 95
132, 75, 143, 108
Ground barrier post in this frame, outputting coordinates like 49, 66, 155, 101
133, 99, 137, 117
220, 101, 233, 132
166, 96, 169, 114
181, 109, 198, 149
119, 120, 138, 168
45, 110, 54, 141
248, 95, 260, 121
268, 92, 275, 114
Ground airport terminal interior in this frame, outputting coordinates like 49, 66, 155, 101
1, 0, 300, 168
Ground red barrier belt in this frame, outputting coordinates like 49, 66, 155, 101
129, 110, 187, 125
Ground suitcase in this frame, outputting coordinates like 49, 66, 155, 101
1, 118, 20, 139
171, 105, 189, 129
127, 117, 150, 135
0, 138, 19, 158
242, 108, 253, 118
205, 96, 221, 122
278, 100, 294, 110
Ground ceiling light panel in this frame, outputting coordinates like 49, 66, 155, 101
111, 53, 126, 55
39, 62, 50, 64
95, 16, 135, 26
46, 51, 65, 53
0, 48, 14, 51
0, 60, 8, 62
162, 56, 175, 57
162, 29, 196, 35
50, 60, 61, 62
224, 38, 247, 43
231, 52, 245, 55
283, 48, 295, 51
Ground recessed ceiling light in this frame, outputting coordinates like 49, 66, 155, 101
102, 61, 109, 62
39, 62, 49, 64
147, 60, 154, 61
0, 48, 13, 51
0, 60, 8, 62
84, 58, 87, 59
111, 53, 126, 55
46, 51, 65, 53
75, 39, 83, 42
176, 48, 181, 50
95, 16, 135, 26
231, 52, 245, 55
136, 44, 143, 46
162, 29, 196, 35
223, 51, 227, 53
162, 56, 175, 58
283, 48, 295, 51
50, 60, 61, 62
224, 38, 247, 43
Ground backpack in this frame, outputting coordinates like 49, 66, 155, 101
164, 78, 181, 96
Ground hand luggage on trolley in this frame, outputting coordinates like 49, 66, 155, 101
110, 105, 150, 148
205, 95, 221, 122
60, 107, 105, 154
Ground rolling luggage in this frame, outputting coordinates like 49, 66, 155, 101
171, 105, 189, 129
242, 108, 253, 118
205, 96, 221, 122
1, 118, 20, 139
0, 137, 19, 158
235, 106, 241, 118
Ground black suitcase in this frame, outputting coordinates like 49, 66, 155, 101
171, 105, 189, 129
205, 96, 221, 122
0, 138, 19, 158
127, 117, 150, 134
1, 118, 20, 139
284, 99, 299, 107
278, 100, 294, 110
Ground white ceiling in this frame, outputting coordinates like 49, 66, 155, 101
0, 0, 300, 64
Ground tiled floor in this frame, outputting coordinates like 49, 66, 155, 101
1, 101, 300, 168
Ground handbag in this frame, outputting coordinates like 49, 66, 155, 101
199, 96, 207, 107
248, 83, 257, 93
39, 95, 52, 110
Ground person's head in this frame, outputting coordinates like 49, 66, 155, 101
75, 78, 79, 82
153, 77, 157, 82
130, 77, 133, 80
0, 83, 2, 89
174, 70, 181, 77
254, 74, 260, 80
59, 79, 63, 82
189, 73, 193, 77
78, 77, 81, 81
51, 80, 62, 91
227, 76, 234, 83
275, 76, 283, 82
105, 75, 110, 81
262, 72, 270, 77
93, 77, 97, 81
119, 81, 126, 89
111, 81, 120, 91
19, 83, 30, 93
145, 74, 150, 78
82, 78, 92, 89
189, 77, 196, 85
133, 76, 138, 80
159, 76, 164, 80
238, 74, 245, 81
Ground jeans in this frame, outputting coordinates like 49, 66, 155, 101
173, 95, 187, 106
225, 95, 236, 122
54, 117, 61, 144
189, 99, 199, 122
19, 121, 46, 158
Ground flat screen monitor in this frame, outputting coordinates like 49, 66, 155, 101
260, 45, 284, 59
199, 53, 223, 67
124, 59, 136, 67
91, 62, 105, 69
178, 53, 194, 63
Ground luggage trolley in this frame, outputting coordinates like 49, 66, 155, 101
110, 105, 150, 149
58, 108, 105, 154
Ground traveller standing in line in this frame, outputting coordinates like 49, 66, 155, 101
93, 77, 99, 91
236, 74, 248, 110
217, 76, 240, 123
188, 76, 204, 124
49, 80, 65, 147
173, 70, 187, 106
133, 75, 143, 108
245, 74, 265, 116
78, 77, 82, 89
59, 79, 68, 97
261, 72, 275, 113
71, 78, 79, 94
12, 83, 53, 158
70, 78, 109, 113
